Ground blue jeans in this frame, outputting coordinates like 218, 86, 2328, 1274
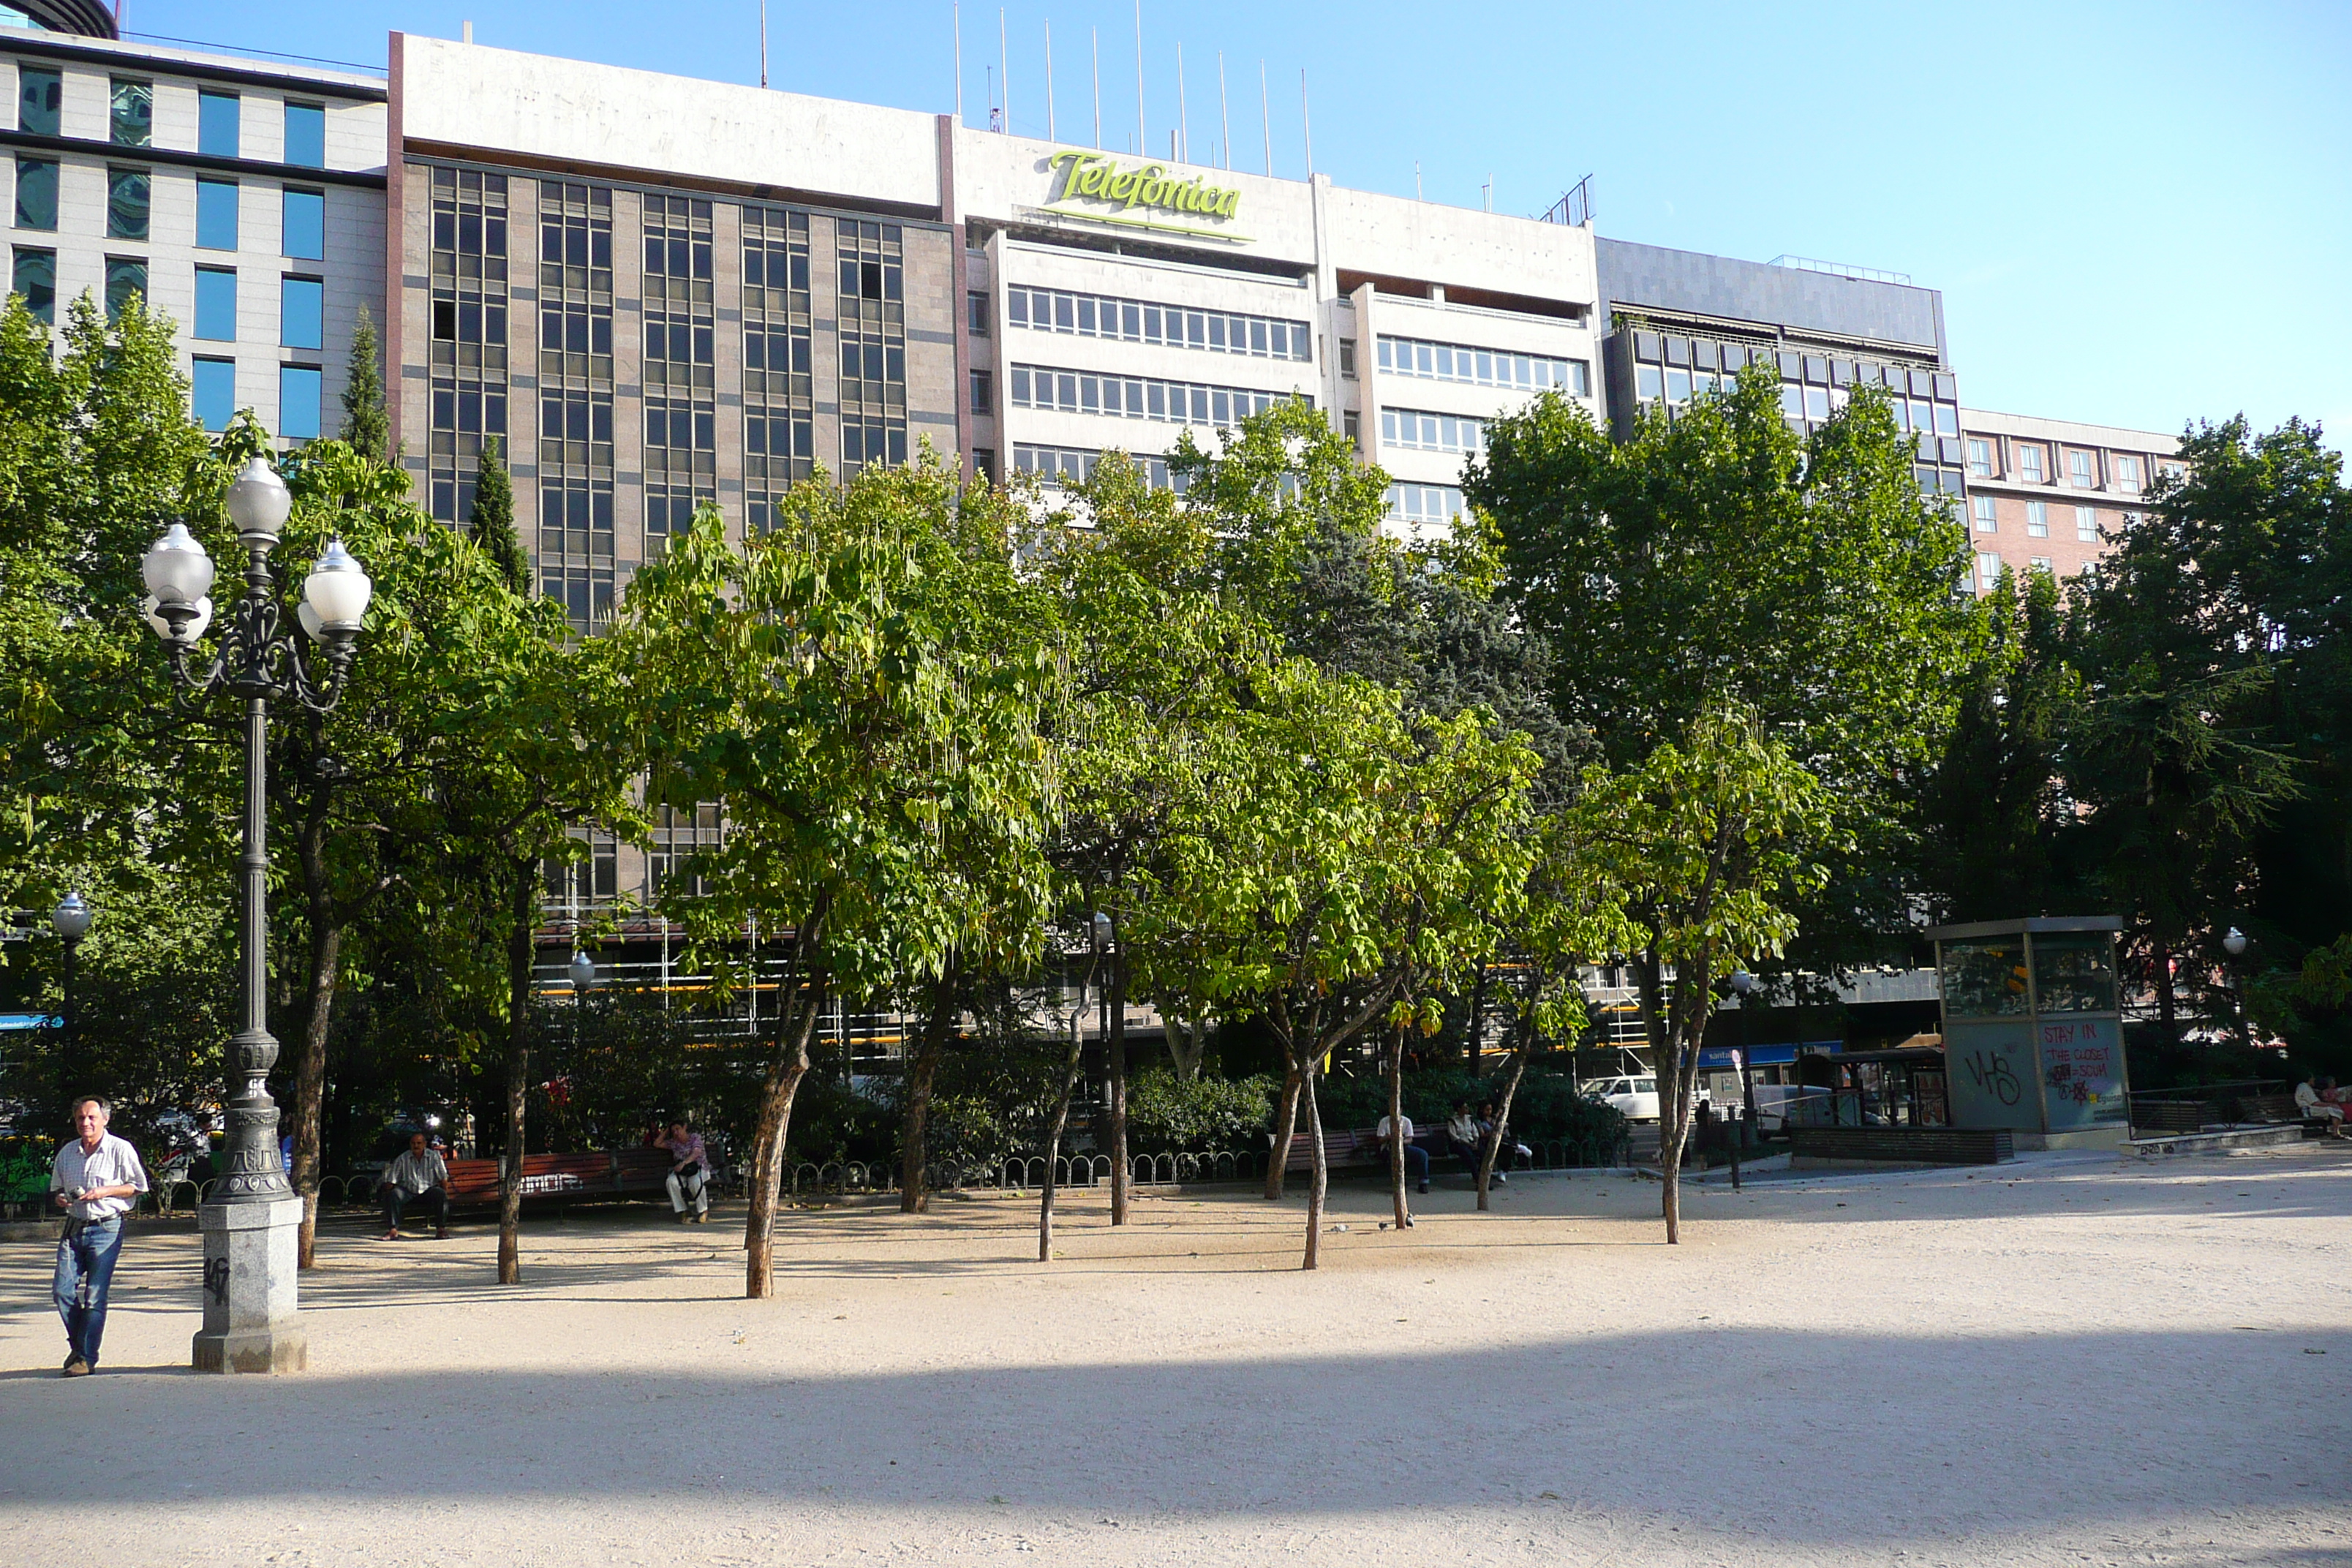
54, 1216, 124, 1368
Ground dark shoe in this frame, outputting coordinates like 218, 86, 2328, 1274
434, 1225, 449, 1240
61, 1357, 88, 1377
674, 1210, 690, 1223
380, 1229, 402, 1241
1417, 1181, 1429, 1194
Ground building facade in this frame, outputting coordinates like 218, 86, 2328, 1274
1957, 407, 2182, 592
0, 26, 385, 440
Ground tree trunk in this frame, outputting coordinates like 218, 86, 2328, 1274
1264, 1059, 1302, 1199
292, 916, 341, 1270
497, 867, 533, 1285
1108, 941, 1129, 1226
899, 962, 958, 1215
1635, 947, 1683, 1245
1038, 1010, 1088, 1262
2153, 937, 2180, 1047
1477, 1041, 1531, 1213
1163, 1009, 1209, 1080
1301, 1053, 1327, 1271
743, 1014, 817, 1298
1386, 1025, 1409, 1231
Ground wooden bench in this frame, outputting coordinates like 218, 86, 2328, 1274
2133, 1101, 2214, 1136
1277, 1126, 1441, 1177
1789, 1126, 2013, 1165
395, 1149, 678, 1209
2238, 1093, 2302, 1125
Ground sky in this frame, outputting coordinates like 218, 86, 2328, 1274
123, 0, 2351, 449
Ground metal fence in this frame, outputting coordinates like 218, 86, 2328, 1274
785, 1148, 1262, 1197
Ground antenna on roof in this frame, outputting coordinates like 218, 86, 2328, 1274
998, 8, 1010, 135
954, 1, 963, 125
1133, 0, 1145, 159
1300, 68, 1312, 178
1259, 60, 1270, 177
1218, 53, 1229, 171
1044, 18, 1055, 140
1176, 41, 1188, 164
1092, 28, 1101, 148
759, 0, 768, 88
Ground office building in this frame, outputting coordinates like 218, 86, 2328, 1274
1958, 408, 2182, 592
0, 23, 386, 441
1596, 239, 1968, 498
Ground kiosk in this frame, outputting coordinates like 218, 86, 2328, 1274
1928, 916, 2130, 1151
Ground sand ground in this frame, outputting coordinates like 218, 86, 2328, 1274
1, 1145, 2347, 1567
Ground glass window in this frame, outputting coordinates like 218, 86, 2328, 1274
14, 157, 56, 230
1636, 364, 1662, 401
967, 289, 989, 334
280, 275, 323, 350
1804, 385, 1829, 419
1975, 551, 2002, 593
2113, 454, 2143, 494
2026, 500, 2048, 538
1972, 495, 1997, 534
2076, 505, 2098, 543
194, 265, 236, 340
191, 357, 235, 431
110, 78, 152, 146
198, 91, 241, 158
1778, 383, 1802, 420
18, 67, 58, 135
1967, 437, 1992, 477
278, 363, 321, 440
1940, 936, 2029, 1017
11, 245, 54, 323
968, 367, 992, 413
2069, 449, 2094, 487
1665, 367, 1690, 403
106, 166, 148, 240
195, 179, 239, 250
2029, 556, 2052, 573
283, 102, 326, 168
282, 188, 323, 259
2016, 443, 2045, 483
103, 256, 144, 321
2031, 933, 2117, 1014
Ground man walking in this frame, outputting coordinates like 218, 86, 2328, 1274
655, 1119, 710, 1223
378, 1131, 452, 1240
50, 1096, 148, 1376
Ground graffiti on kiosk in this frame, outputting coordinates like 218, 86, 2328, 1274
1962, 1047, 2022, 1107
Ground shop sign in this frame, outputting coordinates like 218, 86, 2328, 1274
1044, 150, 1248, 241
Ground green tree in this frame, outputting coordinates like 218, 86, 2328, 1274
339, 304, 388, 461
467, 435, 528, 595
609, 459, 1060, 1298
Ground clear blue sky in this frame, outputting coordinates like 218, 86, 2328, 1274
128, 0, 2349, 448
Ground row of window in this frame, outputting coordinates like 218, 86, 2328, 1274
1629, 330, 1957, 403
1967, 437, 2168, 493
188, 358, 322, 438
1382, 406, 1485, 456
1970, 496, 2125, 542
1387, 481, 1466, 528
1011, 442, 1182, 491
1009, 362, 1311, 428
12, 157, 328, 265
1974, 552, 2084, 592
1377, 334, 1588, 396
1005, 283, 1313, 363
16, 66, 328, 166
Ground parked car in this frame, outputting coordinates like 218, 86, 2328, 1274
1584, 1075, 1661, 1123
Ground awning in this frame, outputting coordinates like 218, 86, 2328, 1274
0, 1011, 58, 1032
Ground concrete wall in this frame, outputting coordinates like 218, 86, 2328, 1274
1597, 236, 1944, 361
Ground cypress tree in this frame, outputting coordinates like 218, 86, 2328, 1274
339, 304, 389, 460
468, 434, 529, 595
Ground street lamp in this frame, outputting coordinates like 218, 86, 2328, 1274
1728, 970, 1760, 1127
2223, 927, 2250, 1051
50, 891, 92, 1058
140, 454, 372, 1376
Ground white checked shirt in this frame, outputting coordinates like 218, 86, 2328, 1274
50, 1132, 150, 1221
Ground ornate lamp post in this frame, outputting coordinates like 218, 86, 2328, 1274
140, 456, 372, 1374
1728, 969, 1760, 1126
2222, 927, 2251, 1052
50, 890, 92, 1057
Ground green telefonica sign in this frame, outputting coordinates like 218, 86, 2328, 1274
1045, 151, 1247, 240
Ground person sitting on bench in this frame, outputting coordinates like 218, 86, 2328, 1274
1445, 1101, 1504, 1185
1376, 1112, 1429, 1194
379, 1132, 451, 1240
2299, 1076, 2349, 1138
656, 1120, 711, 1221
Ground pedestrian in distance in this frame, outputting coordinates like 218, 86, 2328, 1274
50, 1095, 149, 1377
377, 1131, 452, 1240
655, 1119, 710, 1222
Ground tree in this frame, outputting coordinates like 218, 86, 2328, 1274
467, 435, 528, 595
1577, 706, 1835, 1242
339, 304, 388, 461
609, 459, 1059, 1298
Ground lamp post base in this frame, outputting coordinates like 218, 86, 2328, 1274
192, 1194, 307, 1373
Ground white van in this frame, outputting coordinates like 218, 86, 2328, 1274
1583, 1075, 1661, 1123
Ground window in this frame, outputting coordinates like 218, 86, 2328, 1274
2113, 455, 2144, 494
2067, 449, 2093, 487
110, 79, 151, 147
1338, 337, 1355, 377
2016, 442, 2045, 483
1972, 495, 1997, 534
1380, 406, 1485, 456
1011, 443, 1183, 491
2026, 500, 2048, 538
837, 218, 907, 472
18, 67, 58, 135
106, 166, 148, 240
191, 357, 235, 431
1007, 282, 1313, 363
194, 265, 236, 340
198, 91, 241, 158
1009, 361, 1309, 429
740, 203, 811, 529
197, 179, 239, 250
283, 102, 325, 168
967, 289, 989, 334
1975, 551, 2002, 593
1342, 408, 1360, 446
282, 188, 323, 260
1386, 481, 1465, 530
2075, 505, 2098, 543
2159, 460, 2185, 481
973, 447, 997, 483
280, 276, 323, 350
1376, 333, 1586, 394
15, 157, 56, 230
2029, 556, 2053, 574
1639, 365, 1665, 402
103, 257, 144, 321
1935, 404, 1959, 437
11, 245, 54, 323
1967, 437, 1992, 477
968, 368, 992, 414
278, 364, 320, 440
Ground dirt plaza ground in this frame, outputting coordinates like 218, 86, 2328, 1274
1, 1145, 2347, 1568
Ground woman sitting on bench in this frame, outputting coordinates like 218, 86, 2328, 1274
2296, 1076, 2348, 1138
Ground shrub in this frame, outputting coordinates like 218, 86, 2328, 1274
1311, 1066, 1624, 1148
1124, 1067, 1279, 1153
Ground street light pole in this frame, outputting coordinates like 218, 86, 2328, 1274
141, 456, 372, 1375
1729, 970, 1759, 1124
50, 891, 91, 1062
2223, 927, 2250, 1052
